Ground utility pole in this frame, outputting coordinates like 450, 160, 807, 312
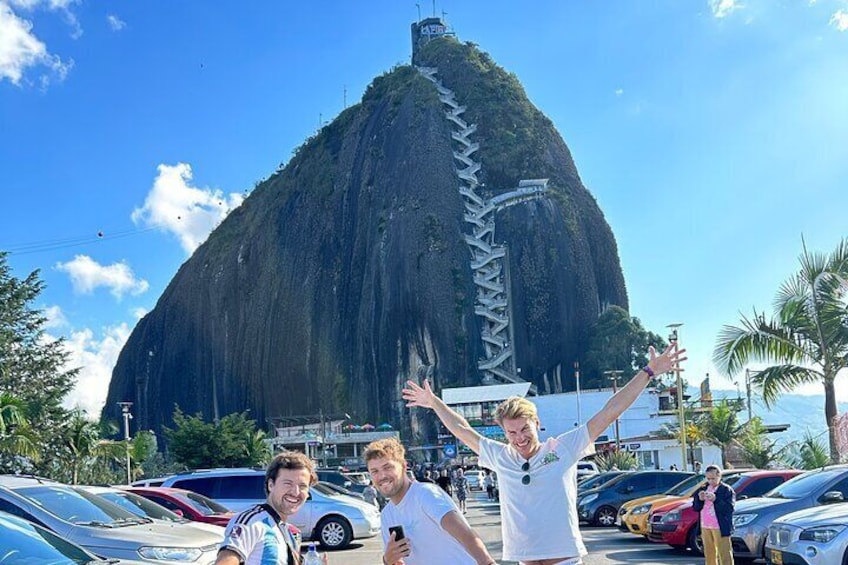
667, 323, 687, 470
603, 370, 624, 449
118, 402, 133, 485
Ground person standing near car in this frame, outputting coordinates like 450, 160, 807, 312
436, 469, 454, 497
454, 467, 469, 513
693, 465, 735, 565
403, 343, 685, 565
216, 450, 328, 565
364, 438, 496, 565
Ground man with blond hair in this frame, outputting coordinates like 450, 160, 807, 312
364, 437, 497, 565
403, 343, 686, 565
216, 450, 327, 565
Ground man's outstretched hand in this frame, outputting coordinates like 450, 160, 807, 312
648, 342, 687, 375
402, 379, 438, 409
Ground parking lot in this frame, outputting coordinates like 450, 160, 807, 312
332, 491, 709, 565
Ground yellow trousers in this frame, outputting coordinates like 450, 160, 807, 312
702, 527, 734, 565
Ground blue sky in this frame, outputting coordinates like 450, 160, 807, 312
1, 0, 847, 417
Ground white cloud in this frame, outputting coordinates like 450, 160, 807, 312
132, 163, 244, 254
106, 14, 125, 31
42, 304, 69, 328
56, 255, 149, 299
615, 88, 624, 97
710, 0, 741, 18
0, 2, 72, 85
131, 307, 148, 319
60, 323, 132, 416
831, 10, 848, 31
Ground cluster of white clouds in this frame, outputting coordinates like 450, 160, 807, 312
708, 0, 848, 32
131, 162, 245, 254
56, 254, 149, 299
0, 0, 126, 87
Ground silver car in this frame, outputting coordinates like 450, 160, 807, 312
159, 468, 381, 549
732, 465, 848, 560
0, 510, 149, 564
766, 503, 848, 565
0, 475, 221, 563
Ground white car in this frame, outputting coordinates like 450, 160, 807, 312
464, 469, 486, 491
577, 460, 599, 481
157, 468, 380, 549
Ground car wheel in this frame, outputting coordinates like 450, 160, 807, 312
316, 516, 353, 550
687, 527, 704, 556
594, 505, 618, 527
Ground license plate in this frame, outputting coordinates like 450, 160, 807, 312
770, 549, 783, 565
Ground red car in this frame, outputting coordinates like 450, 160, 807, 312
647, 470, 803, 554
127, 486, 236, 526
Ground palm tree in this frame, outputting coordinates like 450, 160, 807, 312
714, 239, 848, 463
0, 392, 39, 462
694, 401, 742, 469
786, 431, 830, 470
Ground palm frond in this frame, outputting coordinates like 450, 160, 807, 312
713, 311, 811, 376
751, 365, 822, 407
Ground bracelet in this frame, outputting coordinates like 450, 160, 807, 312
643, 365, 655, 377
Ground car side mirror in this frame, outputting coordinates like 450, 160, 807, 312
173, 509, 184, 517
822, 491, 844, 504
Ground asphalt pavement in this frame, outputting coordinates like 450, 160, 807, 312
325, 490, 711, 564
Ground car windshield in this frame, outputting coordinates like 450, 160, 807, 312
579, 472, 622, 490
313, 483, 340, 497
0, 516, 101, 564
765, 470, 832, 499
177, 491, 231, 515
20, 486, 143, 526
667, 474, 705, 496
100, 491, 184, 522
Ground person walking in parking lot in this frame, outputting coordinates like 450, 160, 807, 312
216, 450, 328, 565
693, 465, 735, 565
454, 467, 469, 513
403, 343, 685, 565
364, 438, 497, 565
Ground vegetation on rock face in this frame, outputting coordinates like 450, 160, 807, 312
104, 37, 629, 446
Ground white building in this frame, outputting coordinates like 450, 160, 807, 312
442, 383, 723, 471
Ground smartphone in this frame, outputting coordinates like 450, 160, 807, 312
388, 525, 405, 541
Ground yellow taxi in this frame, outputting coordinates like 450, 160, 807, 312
620, 473, 705, 536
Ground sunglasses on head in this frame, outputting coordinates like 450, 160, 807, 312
521, 461, 530, 485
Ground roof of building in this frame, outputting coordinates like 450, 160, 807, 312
441, 382, 532, 404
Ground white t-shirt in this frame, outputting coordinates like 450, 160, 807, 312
380, 481, 476, 565
478, 425, 595, 561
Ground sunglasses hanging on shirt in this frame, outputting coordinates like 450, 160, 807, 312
521, 461, 531, 485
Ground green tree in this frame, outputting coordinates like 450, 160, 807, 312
739, 418, 785, 469
582, 306, 667, 389
595, 450, 639, 471
0, 252, 76, 472
0, 392, 39, 461
785, 431, 830, 470
694, 401, 743, 469
165, 407, 269, 469
713, 239, 848, 463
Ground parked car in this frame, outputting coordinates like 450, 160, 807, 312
577, 471, 629, 494
0, 475, 221, 563
577, 460, 599, 481
619, 473, 706, 535
126, 486, 235, 526
316, 469, 367, 495
648, 469, 802, 554
78, 485, 225, 536
464, 468, 486, 491
576, 471, 693, 526
0, 510, 149, 565
729, 466, 848, 560
765, 501, 848, 565
157, 468, 380, 549
318, 481, 365, 500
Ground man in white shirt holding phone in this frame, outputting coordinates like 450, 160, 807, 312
364, 438, 497, 565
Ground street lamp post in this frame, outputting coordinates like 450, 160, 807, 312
118, 402, 133, 485
603, 370, 624, 450
574, 362, 582, 425
667, 323, 687, 470
745, 368, 754, 422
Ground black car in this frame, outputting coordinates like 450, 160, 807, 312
576, 470, 693, 526
577, 471, 629, 494
316, 469, 367, 495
